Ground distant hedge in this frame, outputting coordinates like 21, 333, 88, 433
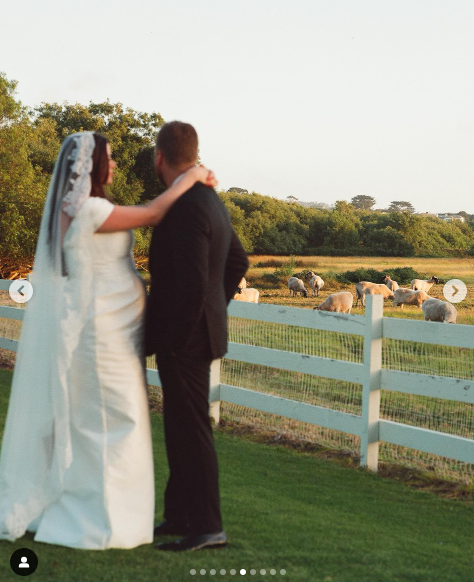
218, 192, 474, 258
334, 267, 424, 285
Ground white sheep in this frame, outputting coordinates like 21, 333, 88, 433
355, 282, 394, 307
411, 276, 439, 292
393, 288, 429, 308
422, 298, 457, 323
313, 292, 353, 314
288, 277, 308, 298
233, 288, 259, 303
382, 275, 399, 292
305, 271, 325, 297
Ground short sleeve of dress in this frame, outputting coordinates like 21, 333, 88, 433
85, 197, 115, 231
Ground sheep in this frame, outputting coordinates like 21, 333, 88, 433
422, 297, 457, 323
313, 292, 353, 314
288, 277, 308, 298
393, 288, 429, 308
238, 277, 247, 290
305, 271, 325, 297
233, 288, 259, 303
355, 282, 394, 307
411, 276, 439, 292
382, 274, 399, 292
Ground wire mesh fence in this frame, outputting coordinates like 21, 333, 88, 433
380, 338, 474, 484
1, 304, 473, 485
222, 316, 474, 485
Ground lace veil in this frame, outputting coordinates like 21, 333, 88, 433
0, 132, 101, 540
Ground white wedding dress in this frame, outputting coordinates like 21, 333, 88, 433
27, 197, 154, 549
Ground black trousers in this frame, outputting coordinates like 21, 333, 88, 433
155, 335, 223, 536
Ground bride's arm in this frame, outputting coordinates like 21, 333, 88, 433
96, 166, 217, 233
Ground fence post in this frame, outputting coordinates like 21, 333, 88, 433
360, 294, 383, 471
209, 358, 222, 425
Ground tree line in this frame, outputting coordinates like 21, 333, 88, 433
218, 194, 474, 257
1, 72, 474, 268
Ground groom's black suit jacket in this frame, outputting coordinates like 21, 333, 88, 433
145, 183, 249, 359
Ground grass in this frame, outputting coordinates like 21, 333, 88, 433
0, 368, 474, 582
248, 254, 474, 284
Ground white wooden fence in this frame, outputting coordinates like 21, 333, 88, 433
1, 278, 474, 473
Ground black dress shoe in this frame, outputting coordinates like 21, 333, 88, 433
155, 531, 227, 552
153, 520, 188, 536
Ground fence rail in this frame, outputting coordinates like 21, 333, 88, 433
1, 282, 474, 474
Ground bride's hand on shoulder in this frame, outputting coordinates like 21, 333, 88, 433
185, 164, 218, 189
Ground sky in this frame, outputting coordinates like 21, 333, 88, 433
2, 0, 474, 213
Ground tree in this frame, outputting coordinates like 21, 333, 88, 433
227, 187, 248, 195
0, 72, 22, 122
365, 225, 415, 256
388, 200, 415, 213
457, 211, 473, 224
27, 116, 61, 176
350, 195, 376, 210
334, 200, 355, 215
0, 73, 46, 264
218, 191, 253, 251
34, 101, 165, 206
28, 101, 167, 258
286, 195, 298, 202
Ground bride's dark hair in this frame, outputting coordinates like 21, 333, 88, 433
91, 133, 112, 200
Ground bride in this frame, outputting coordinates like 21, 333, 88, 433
0, 131, 216, 549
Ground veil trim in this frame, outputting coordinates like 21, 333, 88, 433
62, 132, 95, 218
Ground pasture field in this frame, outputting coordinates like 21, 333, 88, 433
245, 255, 474, 325
248, 255, 474, 284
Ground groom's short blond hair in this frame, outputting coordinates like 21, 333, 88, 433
155, 121, 198, 168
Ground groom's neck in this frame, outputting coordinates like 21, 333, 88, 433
163, 163, 195, 187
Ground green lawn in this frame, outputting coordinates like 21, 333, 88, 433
0, 368, 474, 582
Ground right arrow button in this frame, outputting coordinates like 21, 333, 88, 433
443, 279, 467, 304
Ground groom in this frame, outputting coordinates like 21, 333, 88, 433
146, 121, 249, 551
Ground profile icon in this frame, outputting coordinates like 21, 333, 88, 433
10, 548, 38, 576
19, 556, 30, 568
